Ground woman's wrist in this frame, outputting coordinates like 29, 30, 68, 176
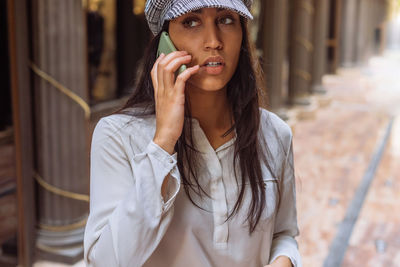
153, 136, 176, 155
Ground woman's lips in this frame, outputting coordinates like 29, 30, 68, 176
200, 64, 225, 75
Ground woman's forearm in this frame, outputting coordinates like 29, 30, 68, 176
265, 255, 293, 267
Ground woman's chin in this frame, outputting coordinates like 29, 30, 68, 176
187, 77, 228, 92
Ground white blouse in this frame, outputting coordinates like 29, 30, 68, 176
84, 108, 302, 267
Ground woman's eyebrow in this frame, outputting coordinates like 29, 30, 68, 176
192, 8, 227, 14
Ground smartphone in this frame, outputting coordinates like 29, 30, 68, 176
157, 31, 187, 75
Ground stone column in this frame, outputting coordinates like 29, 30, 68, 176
257, 0, 289, 114
387, 2, 400, 49
327, 0, 343, 74
372, 0, 389, 54
356, 0, 388, 62
31, 0, 89, 263
355, 0, 373, 65
288, 0, 315, 105
311, 0, 330, 94
339, 0, 360, 67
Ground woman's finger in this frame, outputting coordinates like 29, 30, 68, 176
151, 53, 165, 87
151, 53, 165, 98
157, 51, 188, 97
163, 55, 193, 92
174, 65, 200, 95
161, 50, 188, 66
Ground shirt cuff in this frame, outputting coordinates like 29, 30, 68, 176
147, 140, 178, 167
269, 235, 302, 267
147, 140, 180, 211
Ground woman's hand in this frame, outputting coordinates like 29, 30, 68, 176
264, 256, 293, 267
151, 51, 200, 154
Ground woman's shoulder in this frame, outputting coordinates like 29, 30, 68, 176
258, 107, 293, 148
93, 111, 156, 142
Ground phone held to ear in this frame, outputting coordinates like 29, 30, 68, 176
157, 31, 187, 75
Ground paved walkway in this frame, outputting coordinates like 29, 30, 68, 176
294, 50, 400, 267
33, 50, 400, 267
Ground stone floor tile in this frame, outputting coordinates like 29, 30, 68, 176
294, 51, 400, 266
342, 116, 400, 267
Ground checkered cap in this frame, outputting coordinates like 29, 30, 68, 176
145, 0, 254, 36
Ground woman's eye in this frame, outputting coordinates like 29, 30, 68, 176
219, 17, 234, 24
182, 19, 200, 28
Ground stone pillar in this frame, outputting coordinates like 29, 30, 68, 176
327, 0, 343, 74
31, 0, 89, 263
355, 0, 373, 65
356, 0, 388, 62
372, 0, 389, 54
288, 0, 315, 105
387, 2, 400, 49
311, 0, 330, 94
339, 0, 360, 67
257, 0, 289, 114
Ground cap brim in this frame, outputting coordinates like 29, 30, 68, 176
164, 0, 253, 22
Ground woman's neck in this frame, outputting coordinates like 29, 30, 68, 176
186, 84, 233, 132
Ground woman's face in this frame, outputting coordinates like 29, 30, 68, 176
168, 8, 243, 92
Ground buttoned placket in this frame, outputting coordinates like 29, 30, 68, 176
207, 150, 229, 248
191, 119, 236, 250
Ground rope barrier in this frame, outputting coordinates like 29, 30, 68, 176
34, 172, 90, 202
300, 1, 314, 14
294, 69, 312, 82
37, 243, 84, 253
38, 217, 88, 232
295, 35, 314, 52
30, 63, 90, 202
30, 62, 91, 120
30, 62, 91, 232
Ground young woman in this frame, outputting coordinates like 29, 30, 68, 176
84, 0, 302, 266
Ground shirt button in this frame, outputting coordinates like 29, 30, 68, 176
168, 158, 174, 164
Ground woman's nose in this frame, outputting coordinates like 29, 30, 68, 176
203, 24, 223, 50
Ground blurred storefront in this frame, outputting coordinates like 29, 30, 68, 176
0, 0, 393, 266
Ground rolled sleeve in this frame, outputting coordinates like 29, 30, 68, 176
84, 118, 181, 267
142, 140, 180, 211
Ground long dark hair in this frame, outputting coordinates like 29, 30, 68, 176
117, 16, 276, 233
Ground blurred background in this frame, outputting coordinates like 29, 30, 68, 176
1, 0, 400, 266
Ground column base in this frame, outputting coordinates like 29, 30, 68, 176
36, 226, 85, 265
316, 93, 332, 108
295, 103, 318, 120
312, 84, 327, 94
340, 61, 357, 68
290, 96, 311, 106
